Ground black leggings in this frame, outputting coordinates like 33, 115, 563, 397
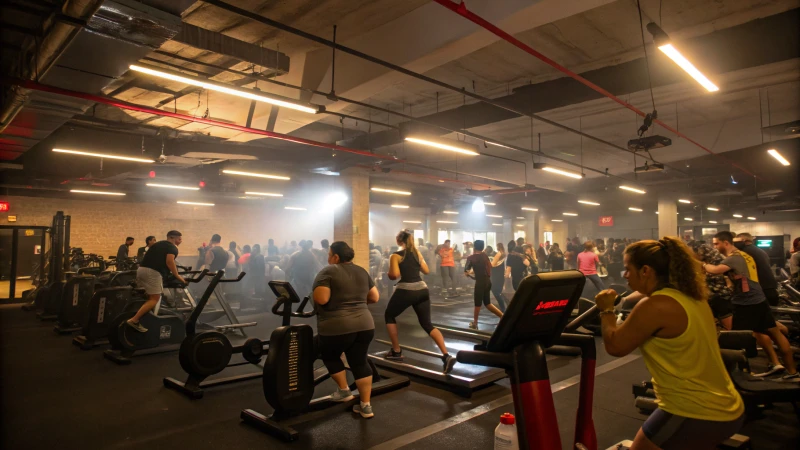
318, 329, 375, 380
384, 288, 434, 334
474, 279, 491, 307
490, 276, 507, 312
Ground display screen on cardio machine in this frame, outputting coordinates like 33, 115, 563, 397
487, 271, 585, 353
269, 281, 301, 303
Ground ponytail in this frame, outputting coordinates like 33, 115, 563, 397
396, 229, 418, 264
624, 236, 708, 301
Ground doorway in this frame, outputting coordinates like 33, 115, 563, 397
0, 226, 48, 302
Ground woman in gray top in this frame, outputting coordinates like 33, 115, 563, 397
312, 241, 379, 418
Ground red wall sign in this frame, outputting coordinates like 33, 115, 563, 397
0, 201, 9, 212
598, 216, 614, 227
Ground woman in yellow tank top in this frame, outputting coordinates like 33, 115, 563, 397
595, 237, 744, 450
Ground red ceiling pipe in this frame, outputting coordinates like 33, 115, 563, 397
432, 0, 759, 179
1, 78, 402, 162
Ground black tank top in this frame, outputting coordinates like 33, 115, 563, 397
394, 250, 422, 283
209, 246, 229, 272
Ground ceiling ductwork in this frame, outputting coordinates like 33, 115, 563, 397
0, 0, 181, 160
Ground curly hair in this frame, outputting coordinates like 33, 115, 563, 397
625, 236, 708, 301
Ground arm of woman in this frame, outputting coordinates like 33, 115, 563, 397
313, 286, 331, 306
367, 286, 380, 304
387, 254, 401, 280
596, 291, 682, 357
417, 250, 430, 274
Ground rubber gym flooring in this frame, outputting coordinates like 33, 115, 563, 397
1, 291, 798, 450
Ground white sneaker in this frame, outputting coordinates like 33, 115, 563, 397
753, 364, 785, 377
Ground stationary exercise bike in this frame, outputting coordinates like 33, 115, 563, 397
103, 270, 212, 364
240, 281, 411, 442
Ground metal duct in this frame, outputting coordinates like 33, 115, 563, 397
0, 0, 181, 160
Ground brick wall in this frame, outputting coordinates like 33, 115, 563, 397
0, 195, 333, 259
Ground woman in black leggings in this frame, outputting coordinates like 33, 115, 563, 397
384, 230, 457, 373
490, 242, 508, 312
312, 241, 379, 418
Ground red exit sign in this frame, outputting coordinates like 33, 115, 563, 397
598, 216, 614, 227
0, 201, 9, 212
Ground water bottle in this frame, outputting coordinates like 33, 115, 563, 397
494, 412, 519, 450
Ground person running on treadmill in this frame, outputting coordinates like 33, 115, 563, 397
126, 230, 185, 332
136, 236, 156, 263
117, 237, 134, 264
204, 234, 229, 272
705, 231, 797, 379
595, 237, 744, 450
383, 230, 457, 373
437, 240, 457, 297
464, 240, 503, 330
312, 241, 378, 418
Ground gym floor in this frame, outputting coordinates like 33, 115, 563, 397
1, 293, 798, 450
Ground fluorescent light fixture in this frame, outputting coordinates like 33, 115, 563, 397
534, 163, 584, 179
709, 221, 718, 224
551, 219, 563, 222
516, 224, 525, 227
562, 212, 578, 216
244, 191, 283, 197
70, 189, 125, 196
222, 169, 290, 180
442, 211, 459, 215
405, 136, 479, 156
486, 214, 503, 218
285, 206, 307, 211
371, 187, 411, 195
767, 149, 790, 166
733, 214, 743, 218
177, 201, 214, 206
657, 44, 719, 92
678, 199, 692, 204
747, 217, 756, 220
521, 207, 538, 212
619, 185, 646, 194
437, 220, 458, 224
492, 223, 502, 226
147, 183, 200, 191
391, 204, 410, 209
516, 217, 525, 219
707, 207, 719, 211
486, 141, 515, 150
54, 148, 153, 163
578, 200, 600, 206
684, 217, 693, 221
129, 64, 319, 114
628, 207, 643, 212
472, 198, 485, 212
403, 220, 422, 224
484, 202, 496, 206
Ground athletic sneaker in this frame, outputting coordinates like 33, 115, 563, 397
468, 321, 478, 330
125, 320, 148, 333
442, 354, 457, 374
385, 349, 404, 362
781, 372, 800, 381
330, 387, 354, 402
753, 364, 785, 377
353, 402, 374, 418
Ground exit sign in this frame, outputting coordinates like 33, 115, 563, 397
598, 216, 614, 227
0, 201, 8, 212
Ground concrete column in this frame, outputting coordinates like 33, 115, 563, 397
524, 214, 536, 245
427, 212, 440, 245
502, 218, 512, 245
333, 171, 370, 270
657, 196, 679, 238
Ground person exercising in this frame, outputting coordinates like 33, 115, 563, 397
312, 241, 378, 418
117, 237, 134, 264
136, 236, 156, 263
204, 234, 229, 272
126, 230, 185, 332
464, 240, 503, 330
595, 237, 744, 450
383, 230, 456, 373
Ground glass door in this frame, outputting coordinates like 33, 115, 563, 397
0, 229, 12, 299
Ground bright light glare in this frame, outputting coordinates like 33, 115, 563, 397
619, 185, 646, 194
521, 207, 538, 212
657, 44, 719, 92
405, 137, 479, 155
222, 169, 290, 180
54, 148, 153, 163
70, 189, 125, 196
542, 166, 583, 179
244, 191, 283, 197
391, 204, 410, 209
578, 200, 600, 206
129, 65, 319, 114
733, 214, 743, 218
707, 207, 719, 211
628, 207, 643, 212
767, 149, 790, 166
325, 192, 348, 208
679, 199, 691, 204
177, 201, 214, 206
472, 199, 485, 212
371, 187, 411, 195
147, 183, 200, 191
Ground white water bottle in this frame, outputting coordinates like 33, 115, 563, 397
494, 412, 519, 450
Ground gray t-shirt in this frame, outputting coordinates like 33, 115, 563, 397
312, 263, 375, 336
722, 252, 765, 306
789, 252, 800, 276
